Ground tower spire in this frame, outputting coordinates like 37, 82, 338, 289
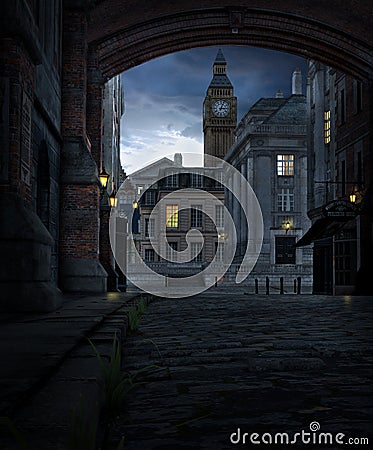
214, 48, 226, 64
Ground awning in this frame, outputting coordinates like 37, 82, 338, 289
295, 218, 348, 247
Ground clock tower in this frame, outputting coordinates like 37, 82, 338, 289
203, 49, 237, 165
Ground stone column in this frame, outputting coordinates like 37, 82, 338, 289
0, 37, 61, 311
59, 7, 107, 292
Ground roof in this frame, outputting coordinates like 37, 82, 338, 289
264, 95, 306, 125
214, 48, 226, 64
243, 95, 306, 125
208, 74, 233, 87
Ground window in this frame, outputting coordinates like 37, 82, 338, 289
191, 173, 203, 187
275, 237, 296, 264
357, 151, 362, 185
215, 242, 224, 262
144, 249, 155, 262
335, 240, 356, 285
215, 205, 224, 227
191, 205, 202, 228
166, 205, 178, 228
354, 80, 363, 113
166, 242, 178, 261
191, 242, 202, 262
145, 218, 155, 238
144, 190, 156, 205
341, 160, 346, 196
324, 110, 331, 144
339, 88, 346, 124
277, 155, 294, 176
277, 189, 294, 212
166, 173, 178, 187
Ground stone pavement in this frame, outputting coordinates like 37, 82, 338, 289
0, 290, 144, 449
109, 290, 373, 450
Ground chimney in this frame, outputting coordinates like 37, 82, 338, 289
292, 68, 302, 95
276, 89, 284, 98
174, 153, 183, 166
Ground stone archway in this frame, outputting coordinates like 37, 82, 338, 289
87, 1, 373, 81
1, 0, 372, 311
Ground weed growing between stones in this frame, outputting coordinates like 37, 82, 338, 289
127, 297, 147, 332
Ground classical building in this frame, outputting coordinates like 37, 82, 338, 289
225, 69, 313, 293
297, 61, 372, 294
116, 154, 225, 286
203, 49, 237, 164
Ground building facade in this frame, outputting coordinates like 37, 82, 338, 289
225, 69, 313, 293
116, 154, 225, 287
300, 60, 372, 294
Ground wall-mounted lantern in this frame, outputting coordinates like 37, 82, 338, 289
99, 167, 110, 189
109, 191, 117, 208
283, 220, 292, 234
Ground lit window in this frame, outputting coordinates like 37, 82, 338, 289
277, 155, 294, 176
277, 189, 294, 212
166, 205, 178, 228
324, 110, 331, 144
191, 242, 202, 262
215, 205, 224, 227
191, 205, 203, 228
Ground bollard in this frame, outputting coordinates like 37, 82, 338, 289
294, 279, 297, 294
280, 277, 284, 294
255, 278, 259, 294
215, 276, 218, 287
165, 276, 168, 287
297, 276, 301, 294
266, 276, 269, 295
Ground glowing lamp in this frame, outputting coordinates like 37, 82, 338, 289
109, 191, 117, 208
99, 167, 110, 189
350, 191, 357, 203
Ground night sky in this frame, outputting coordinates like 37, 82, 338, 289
120, 46, 307, 174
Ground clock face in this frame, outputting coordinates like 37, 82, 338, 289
212, 100, 230, 117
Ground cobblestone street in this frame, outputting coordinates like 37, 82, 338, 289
113, 290, 373, 449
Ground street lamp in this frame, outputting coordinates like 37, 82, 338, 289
132, 200, 139, 209
99, 167, 110, 189
284, 220, 291, 233
349, 185, 359, 204
349, 191, 357, 204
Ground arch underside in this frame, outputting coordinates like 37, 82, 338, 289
90, 9, 373, 81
